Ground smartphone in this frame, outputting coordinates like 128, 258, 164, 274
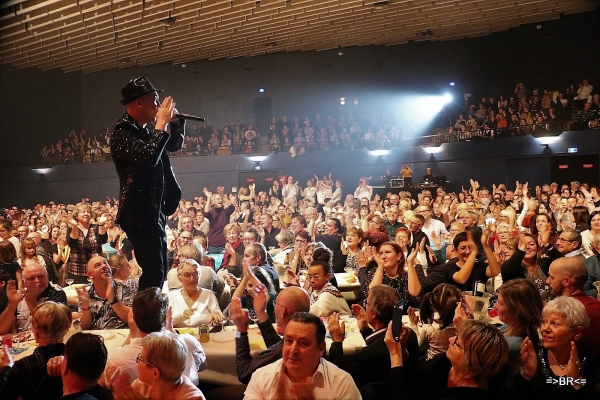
392, 300, 405, 342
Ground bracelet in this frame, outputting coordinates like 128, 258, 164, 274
81, 306, 91, 311
109, 297, 119, 305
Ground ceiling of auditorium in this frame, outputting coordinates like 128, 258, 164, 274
0, 0, 596, 74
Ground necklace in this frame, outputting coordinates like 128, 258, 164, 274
549, 352, 567, 369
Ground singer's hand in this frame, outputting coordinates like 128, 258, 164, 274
155, 96, 177, 130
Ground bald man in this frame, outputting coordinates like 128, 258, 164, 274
231, 286, 310, 384
547, 258, 600, 358
79, 256, 133, 331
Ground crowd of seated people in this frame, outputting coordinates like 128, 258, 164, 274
427, 79, 600, 145
1, 168, 600, 399
39, 77, 600, 165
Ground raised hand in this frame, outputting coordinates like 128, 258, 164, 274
519, 337, 538, 380
6, 281, 23, 306
351, 304, 368, 332
76, 286, 90, 306
407, 306, 419, 326
406, 247, 418, 265
481, 226, 491, 248
230, 297, 249, 333
563, 341, 583, 380
250, 283, 269, 317
327, 312, 346, 342
453, 302, 469, 327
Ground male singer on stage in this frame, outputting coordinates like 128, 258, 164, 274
110, 76, 185, 290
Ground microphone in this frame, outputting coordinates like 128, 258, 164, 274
175, 113, 205, 122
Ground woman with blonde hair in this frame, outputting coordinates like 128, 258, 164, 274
126, 332, 205, 399
66, 202, 107, 284
0, 301, 72, 399
220, 222, 242, 276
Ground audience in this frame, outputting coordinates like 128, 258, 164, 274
5, 139, 600, 398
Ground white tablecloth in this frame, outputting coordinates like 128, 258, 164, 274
6, 325, 366, 387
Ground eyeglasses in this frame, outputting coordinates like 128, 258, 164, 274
179, 273, 199, 280
306, 274, 323, 281
452, 337, 463, 350
556, 237, 575, 243
136, 353, 155, 368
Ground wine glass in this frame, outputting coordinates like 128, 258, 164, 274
65, 278, 74, 288
248, 309, 259, 327
344, 265, 355, 275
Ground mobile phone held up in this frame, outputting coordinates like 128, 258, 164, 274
392, 300, 405, 342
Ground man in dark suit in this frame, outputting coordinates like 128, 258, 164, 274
110, 76, 184, 290
327, 284, 419, 391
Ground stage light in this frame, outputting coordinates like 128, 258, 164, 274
442, 93, 452, 103
254, 162, 262, 171
423, 146, 443, 154
369, 149, 390, 157
247, 155, 268, 162
32, 168, 52, 175
449, 82, 456, 86
532, 131, 562, 146
535, 136, 560, 146
340, 97, 345, 105
258, 88, 265, 93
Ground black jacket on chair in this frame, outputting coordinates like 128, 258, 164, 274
110, 113, 184, 230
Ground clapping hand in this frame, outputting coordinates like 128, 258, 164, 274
453, 301, 469, 327
327, 313, 346, 342
76, 286, 90, 306
407, 306, 419, 326
351, 304, 368, 332
519, 337, 538, 380
230, 297, 249, 333
6, 281, 23, 306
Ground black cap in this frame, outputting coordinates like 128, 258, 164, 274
120, 76, 163, 105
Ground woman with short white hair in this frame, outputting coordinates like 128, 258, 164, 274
167, 259, 222, 328
519, 296, 598, 397
129, 332, 205, 399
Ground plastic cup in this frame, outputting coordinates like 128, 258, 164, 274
463, 291, 491, 322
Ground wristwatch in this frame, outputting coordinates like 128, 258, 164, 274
235, 331, 248, 339
109, 297, 119, 305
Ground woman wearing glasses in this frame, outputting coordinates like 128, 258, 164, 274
167, 259, 222, 328
129, 332, 204, 399
378, 319, 509, 399
306, 248, 350, 317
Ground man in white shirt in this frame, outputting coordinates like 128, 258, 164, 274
282, 176, 299, 204
244, 312, 361, 400
416, 205, 447, 241
99, 287, 206, 392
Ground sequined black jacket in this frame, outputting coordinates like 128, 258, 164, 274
110, 113, 184, 229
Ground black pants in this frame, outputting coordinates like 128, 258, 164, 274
123, 219, 168, 291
